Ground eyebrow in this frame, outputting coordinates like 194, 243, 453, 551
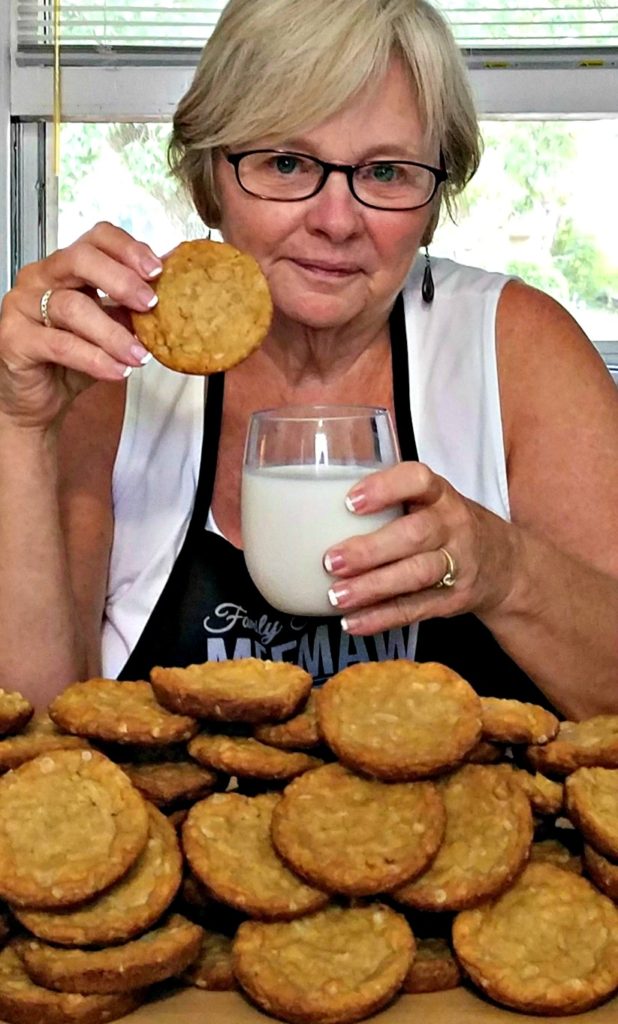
275, 139, 426, 163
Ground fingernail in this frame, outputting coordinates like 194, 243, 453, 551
328, 586, 350, 608
142, 257, 163, 278
122, 365, 134, 379
323, 551, 346, 573
340, 616, 359, 632
138, 287, 158, 309
345, 490, 366, 513
130, 343, 152, 364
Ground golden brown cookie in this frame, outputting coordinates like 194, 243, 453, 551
15, 913, 202, 994
181, 928, 236, 990
480, 697, 559, 745
14, 803, 182, 946
233, 903, 414, 1024
271, 762, 445, 896
392, 764, 533, 911
465, 738, 504, 764
526, 716, 618, 775
0, 748, 149, 909
529, 838, 583, 874
253, 693, 321, 750
182, 792, 329, 920
188, 733, 321, 780
453, 861, 618, 1015
583, 844, 618, 900
0, 689, 33, 738
316, 661, 481, 781
120, 760, 220, 807
49, 679, 198, 746
0, 713, 90, 773
151, 657, 312, 723
0, 942, 144, 1024
131, 239, 272, 374
401, 937, 461, 994
493, 764, 563, 816
565, 766, 618, 859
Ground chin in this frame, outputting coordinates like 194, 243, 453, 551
275, 293, 365, 332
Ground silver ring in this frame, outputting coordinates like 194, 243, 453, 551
40, 288, 54, 328
434, 547, 457, 589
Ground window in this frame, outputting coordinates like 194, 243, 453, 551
2, 0, 618, 375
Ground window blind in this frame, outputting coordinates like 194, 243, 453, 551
15, 0, 618, 59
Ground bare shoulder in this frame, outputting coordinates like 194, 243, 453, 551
496, 279, 618, 573
57, 380, 127, 673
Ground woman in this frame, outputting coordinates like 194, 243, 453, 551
0, 0, 616, 716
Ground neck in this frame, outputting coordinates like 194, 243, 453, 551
262, 308, 392, 388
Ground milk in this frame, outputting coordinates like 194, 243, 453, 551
241, 463, 401, 616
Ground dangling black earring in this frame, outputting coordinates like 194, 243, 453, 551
421, 246, 434, 304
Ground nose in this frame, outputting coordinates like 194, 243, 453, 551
304, 168, 363, 243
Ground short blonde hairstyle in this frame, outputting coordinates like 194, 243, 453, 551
169, 0, 480, 241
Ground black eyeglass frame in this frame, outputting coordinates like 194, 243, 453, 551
225, 149, 448, 211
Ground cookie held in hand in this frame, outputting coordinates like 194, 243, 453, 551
131, 239, 272, 374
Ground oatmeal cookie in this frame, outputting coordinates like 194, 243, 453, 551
392, 764, 532, 911
151, 658, 312, 722
0, 943, 144, 1024
0, 689, 33, 738
182, 792, 329, 920
465, 738, 504, 764
401, 937, 461, 994
131, 239, 272, 374
271, 762, 445, 896
526, 716, 618, 775
529, 838, 583, 874
188, 733, 321, 780
182, 928, 236, 990
0, 749, 149, 909
480, 697, 559, 745
49, 679, 198, 746
565, 766, 618, 859
583, 844, 618, 900
316, 661, 481, 781
453, 861, 618, 1015
494, 764, 564, 816
233, 903, 414, 1024
15, 914, 202, 994
0, 713, 90, 773
253, 693, 321, 750
119, 760, 220, 807
14, 803, 182, 946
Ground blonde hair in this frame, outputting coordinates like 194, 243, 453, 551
169, 0, 480, 241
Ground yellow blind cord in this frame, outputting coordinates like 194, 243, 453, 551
52, 0, 61, 177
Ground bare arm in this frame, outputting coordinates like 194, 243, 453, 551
0, 224, 162, 706
479, 280, 618, 717
322, 281, 618, 718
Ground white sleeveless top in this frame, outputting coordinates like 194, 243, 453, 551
101, 257, 511, 678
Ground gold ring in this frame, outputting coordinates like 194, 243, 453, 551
434, 547, 457, 589
40, 288, 54, 328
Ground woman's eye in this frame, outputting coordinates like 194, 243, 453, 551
273, 155, 300, 175
370, 164, 398, 183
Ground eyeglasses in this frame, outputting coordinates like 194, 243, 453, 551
225, 149, 447, 211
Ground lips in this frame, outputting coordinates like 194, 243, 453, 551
291, 258, 362, 276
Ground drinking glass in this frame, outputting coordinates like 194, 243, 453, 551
241, 405, 402, 616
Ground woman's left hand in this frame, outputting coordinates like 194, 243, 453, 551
323, 461, 520, 634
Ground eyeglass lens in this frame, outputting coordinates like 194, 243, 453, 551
236, 151, 438, 209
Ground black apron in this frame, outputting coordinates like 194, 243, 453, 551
120, 295, 551, 709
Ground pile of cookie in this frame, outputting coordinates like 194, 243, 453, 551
0, 660, 616, 1023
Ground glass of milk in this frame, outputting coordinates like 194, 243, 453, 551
241, 405, 402, 616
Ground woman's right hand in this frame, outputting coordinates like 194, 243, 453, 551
0, 222, 163, 431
